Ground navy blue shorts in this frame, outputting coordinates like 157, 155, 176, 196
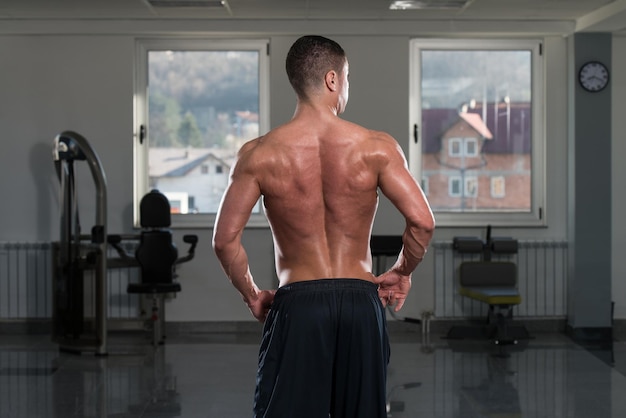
253, 279, 390, 418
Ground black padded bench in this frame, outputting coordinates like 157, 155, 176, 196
447, 230, 529, 344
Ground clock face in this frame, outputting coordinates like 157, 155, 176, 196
578, 61, 609, 92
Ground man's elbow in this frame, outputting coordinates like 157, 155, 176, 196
423, 215, 436, 235
212, 233, 231, 258
409, 213, 436, 239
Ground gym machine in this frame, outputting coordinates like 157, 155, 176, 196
52, 131, 198, 355
52, 131, 109, 355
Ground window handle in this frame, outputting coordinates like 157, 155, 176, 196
139, 124, 146, 145
414, 124, 419, 144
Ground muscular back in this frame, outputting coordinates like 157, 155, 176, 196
243, 115, 390, 285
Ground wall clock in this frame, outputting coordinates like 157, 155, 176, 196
578, 61, 609, 92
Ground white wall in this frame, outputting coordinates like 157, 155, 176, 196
0, 35, 135, 240
0, 19, 613, 322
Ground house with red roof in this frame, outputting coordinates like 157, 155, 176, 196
422, 103, 531, 212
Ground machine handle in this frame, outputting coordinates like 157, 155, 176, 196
175, 235, 199, 265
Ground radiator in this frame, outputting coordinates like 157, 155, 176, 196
1, 240, 568, 321
0, 242, 140, 320
433, 240, 568, 318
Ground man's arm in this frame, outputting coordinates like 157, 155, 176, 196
375, 135, 435, 311
212, 149, 275, 321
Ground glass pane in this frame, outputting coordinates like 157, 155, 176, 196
449, 138, 461, 156
147, 50, 260, 214
449, 177, 461, 197
465, 138, 477, 156
491, 176, 506, 198
421, 49, 531, 213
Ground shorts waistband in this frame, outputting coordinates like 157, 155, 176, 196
277, 278, 378, 294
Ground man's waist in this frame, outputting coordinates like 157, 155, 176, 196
277, 277, 378, 292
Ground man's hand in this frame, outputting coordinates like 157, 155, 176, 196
375, 271, 411, 312
246, 289, 276, 322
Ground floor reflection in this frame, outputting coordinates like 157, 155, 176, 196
1, 331, 625, 417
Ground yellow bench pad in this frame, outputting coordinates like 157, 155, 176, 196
460, 286, 522, 306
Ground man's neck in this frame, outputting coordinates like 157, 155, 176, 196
293, 99, 340, 119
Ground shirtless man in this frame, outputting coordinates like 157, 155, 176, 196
213, 35, 435, 418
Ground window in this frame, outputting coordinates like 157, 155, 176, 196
409, 39, 544, 226
449, 177, 462, 197
134, 39, 270, 228
491, 176, 506, 198
465, 177, 478, 198
465, 138, 478, 157
448, 137, 478, 157
449, 176, 478, 198
163, 192, 188, 214
449, 137, 462, 157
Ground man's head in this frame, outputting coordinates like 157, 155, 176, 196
286, 35, 347, 102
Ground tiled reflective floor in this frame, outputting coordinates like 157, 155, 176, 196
1, 328, 625, 417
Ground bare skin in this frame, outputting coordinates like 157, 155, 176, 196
213, 59, 435, 322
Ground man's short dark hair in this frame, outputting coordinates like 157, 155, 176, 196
285, 35, 346, 99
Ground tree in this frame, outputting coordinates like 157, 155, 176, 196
149, 92, 183, 147
178, 111, 202, 148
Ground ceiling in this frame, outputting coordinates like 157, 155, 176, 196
0, 0, 625, 33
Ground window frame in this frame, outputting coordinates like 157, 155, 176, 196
448, 137, 462, 157
422, 176, 430, 197
408, 38, 545, 227
464, 137, 478, 157
464, 176, 478, 198
134, 38, 270, 229
449, 176, 462, 197
449, 137, 479, 158
491, 175, 506, 198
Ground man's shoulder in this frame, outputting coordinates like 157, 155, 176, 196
332, 118, 391, 142
235, 132, 286, 175
350, 127, 407, 170
352, 125, 399, 152
368, 129, 395, 144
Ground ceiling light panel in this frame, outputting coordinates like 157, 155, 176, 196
390, 0, 470, 10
